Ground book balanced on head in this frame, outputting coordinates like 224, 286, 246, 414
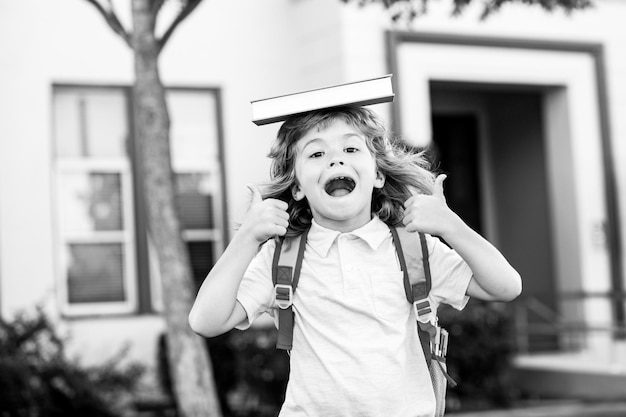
251, 74, 395, 126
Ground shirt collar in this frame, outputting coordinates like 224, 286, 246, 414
307, 216, 390, 258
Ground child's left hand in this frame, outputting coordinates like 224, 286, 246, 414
402, 174, 460, 238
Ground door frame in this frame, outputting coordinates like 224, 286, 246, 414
386, 31, 623, 332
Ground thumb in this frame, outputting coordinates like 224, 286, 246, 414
433, 174, 447, 200
247, 185, 263, 204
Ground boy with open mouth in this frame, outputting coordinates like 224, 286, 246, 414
190, 105, 521, 417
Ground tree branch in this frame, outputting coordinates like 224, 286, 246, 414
479, 0, 594, 20
152, 0, 167, 15
85, 0, 132, 48
157, 0, 203, 54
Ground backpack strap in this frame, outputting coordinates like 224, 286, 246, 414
272, 228, 309, 351
389, 227, 435, 363
390, 227, 456, 384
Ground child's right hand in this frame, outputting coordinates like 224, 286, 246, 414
240, 186, 289, 243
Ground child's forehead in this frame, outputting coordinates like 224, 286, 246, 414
296, 118, 365, 144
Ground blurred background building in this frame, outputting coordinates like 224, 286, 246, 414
1, 0, 625, 406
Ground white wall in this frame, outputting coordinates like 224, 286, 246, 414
0, 0, 61, 319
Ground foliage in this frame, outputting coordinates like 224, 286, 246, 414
0, 308, 144, 417
439, 300, 519, 411
206, 328, 289, 417
340, 0, 594, 21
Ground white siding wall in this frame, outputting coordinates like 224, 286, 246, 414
0, 0, 60, 319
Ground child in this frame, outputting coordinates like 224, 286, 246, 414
189, 105, 521, 417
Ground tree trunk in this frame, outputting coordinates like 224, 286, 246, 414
130, 1, 222, 416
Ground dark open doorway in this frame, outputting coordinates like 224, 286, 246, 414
429, 83, 559, 351
430, 114, 482, 235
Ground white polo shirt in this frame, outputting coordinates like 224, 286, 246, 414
236, 216, 472, 417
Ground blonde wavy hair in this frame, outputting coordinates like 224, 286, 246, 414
261, 105, 435, 236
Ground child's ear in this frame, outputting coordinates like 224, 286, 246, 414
291, 183, 305, 201
374, 171, 385, 189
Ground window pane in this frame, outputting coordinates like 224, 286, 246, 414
67, 243, 126, 303
59, 172, 123, 233
187, 241, 214, 288
167, 90, 219, 164
54, 88, 127, 158
176, 173, 214, 229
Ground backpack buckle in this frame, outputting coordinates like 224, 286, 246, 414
437, 327, 449, 359
274, 284, 293, 309
413, 297, 435, 325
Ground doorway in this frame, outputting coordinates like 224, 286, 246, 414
393, 34, 620, 354
430, 83, 558, 351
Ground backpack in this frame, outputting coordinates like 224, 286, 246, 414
271, 225, 456, 417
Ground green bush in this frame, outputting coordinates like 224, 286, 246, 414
439, 300, 519, 412
0, 308, 144, 417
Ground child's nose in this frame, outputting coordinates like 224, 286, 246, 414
328, 150, 345, 167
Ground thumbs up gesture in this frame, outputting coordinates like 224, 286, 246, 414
240, 185, 290, 243
403, 175, 459, 237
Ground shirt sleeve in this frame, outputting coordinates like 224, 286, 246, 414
234, 238, 277, 330
425, 234, 473, 311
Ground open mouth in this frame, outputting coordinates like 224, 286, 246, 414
324, 176, 356, 197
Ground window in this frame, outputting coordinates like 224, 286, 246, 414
52, 85, 225, 316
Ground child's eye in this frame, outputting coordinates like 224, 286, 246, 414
309, 151, 324, 158
345, 147, 359, 153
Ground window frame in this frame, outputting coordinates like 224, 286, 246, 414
52, 85, 138, 316
52, 84, 227, 317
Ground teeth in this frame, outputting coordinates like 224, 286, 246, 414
325, 177, 356, 196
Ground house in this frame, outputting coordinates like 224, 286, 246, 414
1, 0, 625, 401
